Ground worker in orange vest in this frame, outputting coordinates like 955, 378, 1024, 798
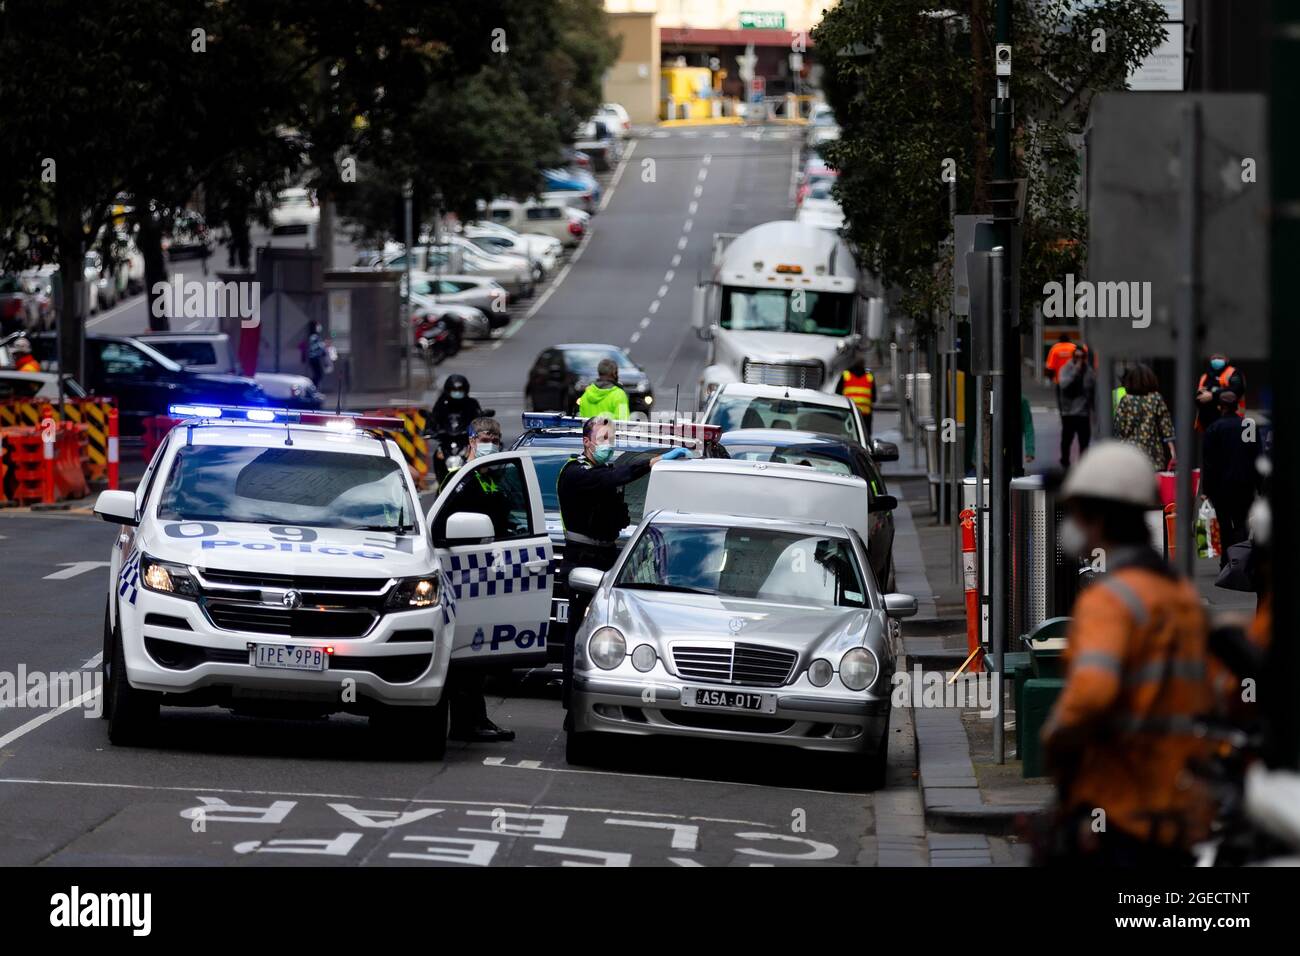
11, 337, 40, 373
836, 359, 875, 440
1196, 352, 1245, 430
1044, 333, 1076, 383
1042, 441, 1215, 866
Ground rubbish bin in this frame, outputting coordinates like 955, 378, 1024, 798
1010, 474, 1082, 644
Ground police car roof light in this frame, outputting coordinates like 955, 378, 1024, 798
168, 404, 403, 430
520, 412, 721, 446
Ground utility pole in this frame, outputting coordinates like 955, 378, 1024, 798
403, 179, 414, 401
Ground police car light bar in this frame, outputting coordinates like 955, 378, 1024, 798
521, 412, 721, 447
168, 405, 403, 430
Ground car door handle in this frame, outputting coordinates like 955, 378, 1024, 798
524, 559, 550, 572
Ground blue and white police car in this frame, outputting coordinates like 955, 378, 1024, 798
94, 405, 555, 755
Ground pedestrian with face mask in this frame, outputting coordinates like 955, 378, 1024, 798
1196, 352, 1245, 431
1042, 441, 1215, 866
556, 414, 688, 706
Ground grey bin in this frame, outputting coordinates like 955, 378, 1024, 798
1009, 475, 1082, 647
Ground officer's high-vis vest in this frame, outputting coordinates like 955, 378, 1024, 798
841, 370, 874, 414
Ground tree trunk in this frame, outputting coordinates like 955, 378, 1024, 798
138, 212, 170, 331
55, 188, 87, 387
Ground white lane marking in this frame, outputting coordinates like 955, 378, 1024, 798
671, 254, 682, 268
650, 131, 669, 138
0, 778, 774, 826
479, 757, 542, 769
493, 140, 637, 347
694, 183, 704, 198
677, 236, 688, 251
657, 284, 669, 298
0, 688, 101, 750
788, 145, 801, 207
670, 857, 704, 866
606, 818, 699, 851
688, 200, 698, 216
479, 758, 853, 798
43, 561, 111, 580
681, 131, 699, 139
629, 331, 641, 344
82, 652, 102, 670
664, 270, 674, 284
711, 131, 730, 138
85, 293, 145, 329
639, 316, 652, 329
702, 153, 712, 166
648, 300, 660, 315
697, 169, 708, 182
682, 219, 693, 232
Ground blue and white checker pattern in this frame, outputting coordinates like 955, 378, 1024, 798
438, 565, 457, 624
441, 545, 550, 602
118, 549, 142, 605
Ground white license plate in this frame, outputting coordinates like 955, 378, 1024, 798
553, 599, 569, 623
250, 644, 327, 672
680, 686, 777, 714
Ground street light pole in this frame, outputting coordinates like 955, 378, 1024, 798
403, 179, 414, 402
990, 245, 1007, 764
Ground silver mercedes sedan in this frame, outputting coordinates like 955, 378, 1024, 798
565, 510, 917, 788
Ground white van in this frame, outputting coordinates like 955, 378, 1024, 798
483, 199, 588, 247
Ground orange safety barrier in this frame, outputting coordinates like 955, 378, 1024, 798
0, 396, 115, 485
959, 507, 983, 664
107, 405, 120, 489
363, 407, 430, 490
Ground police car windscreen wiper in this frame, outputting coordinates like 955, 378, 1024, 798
353, 522, 414, 534
616, 582, 717, 596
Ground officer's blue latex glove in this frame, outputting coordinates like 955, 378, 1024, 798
660, 447, 690, 461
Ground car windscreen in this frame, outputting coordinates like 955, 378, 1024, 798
156, 444, 415, 531
708, 396, 856, 440
529, 446, 653, 522
616, 525, 868, 608
562, 348, 635, 377
720, 287, 853, 337
722, 444, 853, 477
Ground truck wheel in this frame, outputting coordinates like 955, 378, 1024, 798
371, 695, 448, 760
564, 728, 606, 767
106, 620, 159, 745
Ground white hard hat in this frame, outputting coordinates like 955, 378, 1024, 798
1061, 440, 1159, 508
11, 336, 32, 353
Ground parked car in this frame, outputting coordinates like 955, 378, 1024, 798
597, 102, 632, 139
0, 370, 88, 401
269, 186, 319, 235
574, 116, 620, 171
405, 271, 509, 324
718, 428, 898, 590
410, 295, 491, 341
27, 332, 266, 434
525, 343, 655, 416
795, 180, 845, 231
136, 332, 323, 409
462, 222, 561, 275
482, 198, 588, 247
541, 167, 600, 213
702, 383, 871, 448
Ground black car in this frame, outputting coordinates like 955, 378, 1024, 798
719, 427, 899, 592
525, 343, 654, 416
28, 332, 266, 435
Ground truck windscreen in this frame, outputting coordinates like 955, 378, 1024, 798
720, 287, 853, 337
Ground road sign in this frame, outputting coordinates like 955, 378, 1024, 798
952, 215, 994, 316
1087, 92, 1268, 358
740, 11, 785, 30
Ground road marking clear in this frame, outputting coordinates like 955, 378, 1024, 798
43, 561, 111, 581
0, 778, 774, 825
478, 758, 854, 798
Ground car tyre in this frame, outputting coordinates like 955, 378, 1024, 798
106, 609, 160, 745
564, 728, 606, 767
370, 695, 449, 760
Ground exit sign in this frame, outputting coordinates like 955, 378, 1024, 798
739, 11, 785, 30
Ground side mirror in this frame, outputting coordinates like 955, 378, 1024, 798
884, 593, 918, 619
870, 438, 900, 463
444, 511, 495, 543
95, 489, 138, 526
568, 567, 604, 594
873, 494, 898, 513
691, 285, 708, 336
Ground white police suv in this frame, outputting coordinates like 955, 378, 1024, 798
94, 405, 555, 756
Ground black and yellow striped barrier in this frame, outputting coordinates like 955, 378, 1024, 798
365, 407, 430, 489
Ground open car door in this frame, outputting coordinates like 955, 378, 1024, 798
427, 451, 554, 669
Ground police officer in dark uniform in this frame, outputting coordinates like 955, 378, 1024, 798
557, 414, 688, 705
431, 416, 516, 743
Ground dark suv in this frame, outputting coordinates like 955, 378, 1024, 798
28, 332, 266, 434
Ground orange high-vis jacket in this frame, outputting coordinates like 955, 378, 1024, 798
1045, 341, 1076, 382
15, 354, 39, 373
840, 370, 874, 414
1043, 562, 1215, 848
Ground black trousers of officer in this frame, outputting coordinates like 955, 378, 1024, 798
561, 541, 620, 710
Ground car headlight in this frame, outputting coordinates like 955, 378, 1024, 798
386, 576, 439, 609
140, 554, 199, 599
808, 658, 833, 687
587, 626, 626, 670
839, 647, 879, 691
631, 644, 656, 672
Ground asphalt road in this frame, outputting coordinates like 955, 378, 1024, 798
0, 127, 927, 867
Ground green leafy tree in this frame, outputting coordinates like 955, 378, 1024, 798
814, 0, 1167, 327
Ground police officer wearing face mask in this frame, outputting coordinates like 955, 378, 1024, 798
557, 414, 688, 705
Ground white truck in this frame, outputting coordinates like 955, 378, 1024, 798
691, 221, 880, 408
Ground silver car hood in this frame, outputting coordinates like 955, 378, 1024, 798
605, 587, 882, 660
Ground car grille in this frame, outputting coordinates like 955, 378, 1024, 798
741, 360, 825, 389
671, 643, 797, 687
199, 568, 391, 592
204, 602, 378, 638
